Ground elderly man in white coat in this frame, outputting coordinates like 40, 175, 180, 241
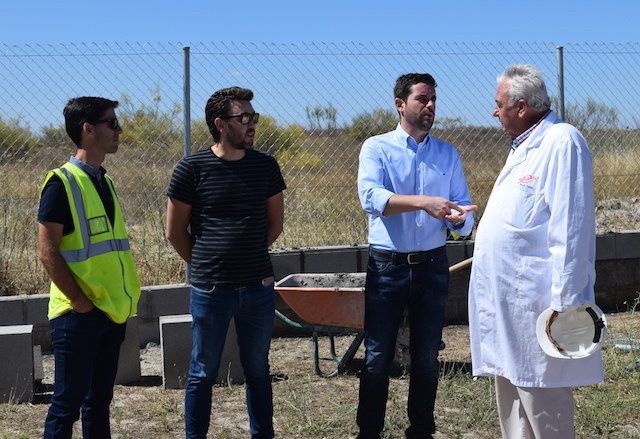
468, 64, 604, 439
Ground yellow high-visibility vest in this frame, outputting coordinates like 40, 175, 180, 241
42, 161, 141, 323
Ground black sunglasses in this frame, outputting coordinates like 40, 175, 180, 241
88, 117, 121, 131
220, 112, 260, 125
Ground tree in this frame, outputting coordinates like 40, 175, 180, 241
347, 108, 397, 141
551, 97, 619, 131
40, 124, 69, 149
117, 91, 182, 149
305, 104, 338, 131
255, 115, 305, 155
433, 117, 465, 130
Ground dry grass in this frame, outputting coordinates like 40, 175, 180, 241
1, 129, 640, 295
1, 304, 638, 438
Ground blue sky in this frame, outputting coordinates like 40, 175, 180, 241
1, 0, 637, 43
1, 1, 638, 132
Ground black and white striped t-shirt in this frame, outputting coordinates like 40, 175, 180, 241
167, 147, 286, 286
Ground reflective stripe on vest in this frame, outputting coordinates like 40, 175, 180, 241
58, 167, 131, 263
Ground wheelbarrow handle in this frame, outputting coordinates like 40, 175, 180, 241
449, 257, 473, 273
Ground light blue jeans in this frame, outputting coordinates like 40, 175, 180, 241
184, 280, 275, 439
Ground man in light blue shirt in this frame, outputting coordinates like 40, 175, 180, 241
356, 73, 476, 439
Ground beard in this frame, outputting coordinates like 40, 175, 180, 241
226, 127, 254, 150
405, 111, 434, 133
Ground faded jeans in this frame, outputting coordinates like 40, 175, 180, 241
184, 280, 275, 439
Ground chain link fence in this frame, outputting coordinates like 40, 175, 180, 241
1, 42, 639, 294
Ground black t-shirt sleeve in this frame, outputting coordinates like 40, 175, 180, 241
266, 155, 286, 198
38, 175, 74, 234
166, 159, 195, 205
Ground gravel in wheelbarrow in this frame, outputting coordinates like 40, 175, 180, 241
275, 273, 365, 330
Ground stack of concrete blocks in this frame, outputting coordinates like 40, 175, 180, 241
0, 325, 34, 403
115, 317, 141, 385
159, 315, 244, 389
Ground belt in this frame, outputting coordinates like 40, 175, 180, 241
369, 246, 446, 265
191, 276, 275, 292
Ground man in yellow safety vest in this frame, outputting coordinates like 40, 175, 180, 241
38, 96, 140, 438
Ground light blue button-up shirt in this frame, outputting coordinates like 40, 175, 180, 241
357, 124, 474, 252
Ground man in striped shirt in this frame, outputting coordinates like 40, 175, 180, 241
166, 87, 286, 439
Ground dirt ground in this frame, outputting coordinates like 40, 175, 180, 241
2, 312, 638, 438
595, 197, 640, 233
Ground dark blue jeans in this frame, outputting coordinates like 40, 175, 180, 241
43, 308, 126, 439
185, 280, 275, 439
357, 247, 449, 439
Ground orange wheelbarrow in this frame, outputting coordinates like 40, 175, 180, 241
275, 273, 366, 377
274, 258, 473, 377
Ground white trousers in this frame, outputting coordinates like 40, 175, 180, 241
494, 375, 575, 439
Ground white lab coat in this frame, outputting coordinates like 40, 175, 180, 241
468, 111, 604, 387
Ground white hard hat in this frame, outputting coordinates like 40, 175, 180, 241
536, 304, 607, 359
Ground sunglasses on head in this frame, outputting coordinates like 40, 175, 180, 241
88, 117, 121, 130
220, 112, 260, 125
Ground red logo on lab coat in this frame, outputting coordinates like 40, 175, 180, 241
517, 175, 539, 185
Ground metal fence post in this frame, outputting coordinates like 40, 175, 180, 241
183, 46, 192, 158
556, 45, 565, 120
182, 46, 191, 284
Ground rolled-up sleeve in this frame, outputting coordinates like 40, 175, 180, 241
357, 139, 394, 217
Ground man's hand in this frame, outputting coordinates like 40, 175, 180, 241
418, 197, 474, 220
39, 221, 94, 313
383, 194, 475, 219
71, 296, 95, 313
166, 197, 193, 263
545, 310, 564, 352
444, 204, 478, 225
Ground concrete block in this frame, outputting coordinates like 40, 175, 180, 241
137, 284, 190, 346
139, 284, 190, 318
595, 259, 640, 311
160, 315, 192, 389
357, 245, 369, 272
271, 251, 302, 281
615, 233, 640, 259
465, 241, 475, 259
24, 294, 50, 350
446, 242, 466, 265
304, 246, 359, 273
0, 325, 34, 403
595, 234, 616, 261
23, 294, 49, 323
160, 315, 244, 389
216, 321, 244, 386
33, 345, 44, 381
115, 317, 141, 385
0, 296, 26, 325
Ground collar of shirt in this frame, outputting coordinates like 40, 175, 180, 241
68, 156, 106, 184
395, 124, 430, 152
511, 109, 552, 151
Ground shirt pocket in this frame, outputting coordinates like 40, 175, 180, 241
501, 185, 546, 229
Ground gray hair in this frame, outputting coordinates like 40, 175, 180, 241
497, 64, 551, 111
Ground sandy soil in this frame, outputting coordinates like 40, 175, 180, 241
19, 311, 640, 439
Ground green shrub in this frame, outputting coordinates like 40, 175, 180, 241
255, 115, 305, 155
347, 108, 397, 141
0, 117, 37, 163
